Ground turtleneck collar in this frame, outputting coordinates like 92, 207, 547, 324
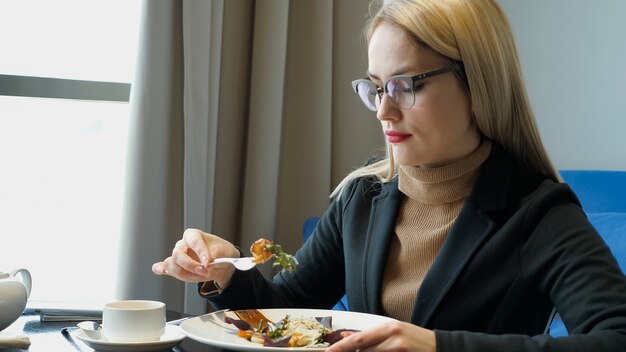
398, 139, 492, 204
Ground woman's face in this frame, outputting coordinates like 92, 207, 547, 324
368, 22, 480, 167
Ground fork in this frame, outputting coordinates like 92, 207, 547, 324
209, 257, 257, 271
204, 309, 232, 330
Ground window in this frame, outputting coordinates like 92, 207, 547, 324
0, 0, 141, 304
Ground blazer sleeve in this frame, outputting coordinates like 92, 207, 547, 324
435, 187, 626, 351
205, 177, 363, 310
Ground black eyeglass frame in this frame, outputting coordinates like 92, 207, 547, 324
351, 62, 465, 111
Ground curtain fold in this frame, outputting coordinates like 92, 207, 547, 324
117, 0, 378, 315
238, 1, 291, 271
117, 0, 186, 311
180, 0, 224, 314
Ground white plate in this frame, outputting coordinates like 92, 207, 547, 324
74, 324, 185, 352
180, 308, 395, 351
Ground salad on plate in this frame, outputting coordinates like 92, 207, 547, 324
225, 309, 358, 348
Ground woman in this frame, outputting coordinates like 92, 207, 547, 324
153, 0, 626, 350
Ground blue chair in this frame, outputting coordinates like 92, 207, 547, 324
302, 217, 349, 311
560, 170, 626, 213
549, 170, 626, 336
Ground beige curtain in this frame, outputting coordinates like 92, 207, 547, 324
117, 0, 382, 315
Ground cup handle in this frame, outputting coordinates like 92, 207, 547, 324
9, 268, 32, 298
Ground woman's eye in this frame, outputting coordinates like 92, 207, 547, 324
413, 83, 425, 92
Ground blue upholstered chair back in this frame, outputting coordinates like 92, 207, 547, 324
549, 170, 626, 336
559, 170, 626, 213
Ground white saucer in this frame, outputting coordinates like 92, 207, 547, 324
74, 324, 185, 352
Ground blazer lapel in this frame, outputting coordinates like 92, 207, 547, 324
411, 144, 513, 326
363, 180, 404, 315
411, 202, 495, 326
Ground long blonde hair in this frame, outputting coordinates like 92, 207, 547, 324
331, 0, 559, 198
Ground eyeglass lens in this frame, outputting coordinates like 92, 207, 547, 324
354, 81, 378, 111
355, 78, 414, 112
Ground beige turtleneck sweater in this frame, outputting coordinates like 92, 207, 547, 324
381, 140, 491, 322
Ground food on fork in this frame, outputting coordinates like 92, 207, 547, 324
250, 238, 298, 271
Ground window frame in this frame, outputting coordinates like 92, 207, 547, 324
0, 74, 130, 102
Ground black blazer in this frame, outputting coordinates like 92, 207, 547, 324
208, 144, 626, 351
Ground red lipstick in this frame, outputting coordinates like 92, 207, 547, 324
385, 130, 411, 143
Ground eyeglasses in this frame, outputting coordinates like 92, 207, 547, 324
351, 63, 463, 111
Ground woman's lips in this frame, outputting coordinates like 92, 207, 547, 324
385, 130, 411, 143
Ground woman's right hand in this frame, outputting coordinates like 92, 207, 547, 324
151, 228, 240, 289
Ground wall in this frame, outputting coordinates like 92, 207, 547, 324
497, 0, 626, 170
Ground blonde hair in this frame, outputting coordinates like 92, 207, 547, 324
331, 0, 560, 198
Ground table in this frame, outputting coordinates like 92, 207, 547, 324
2, 311, 235, 352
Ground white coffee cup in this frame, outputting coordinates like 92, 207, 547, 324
102, 300, 166, 342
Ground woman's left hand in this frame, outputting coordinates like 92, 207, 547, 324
326, 320, 436, 352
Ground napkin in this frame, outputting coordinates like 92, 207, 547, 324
0, 331, 31, 349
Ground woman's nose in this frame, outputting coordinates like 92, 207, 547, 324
376, 94, 401, 122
